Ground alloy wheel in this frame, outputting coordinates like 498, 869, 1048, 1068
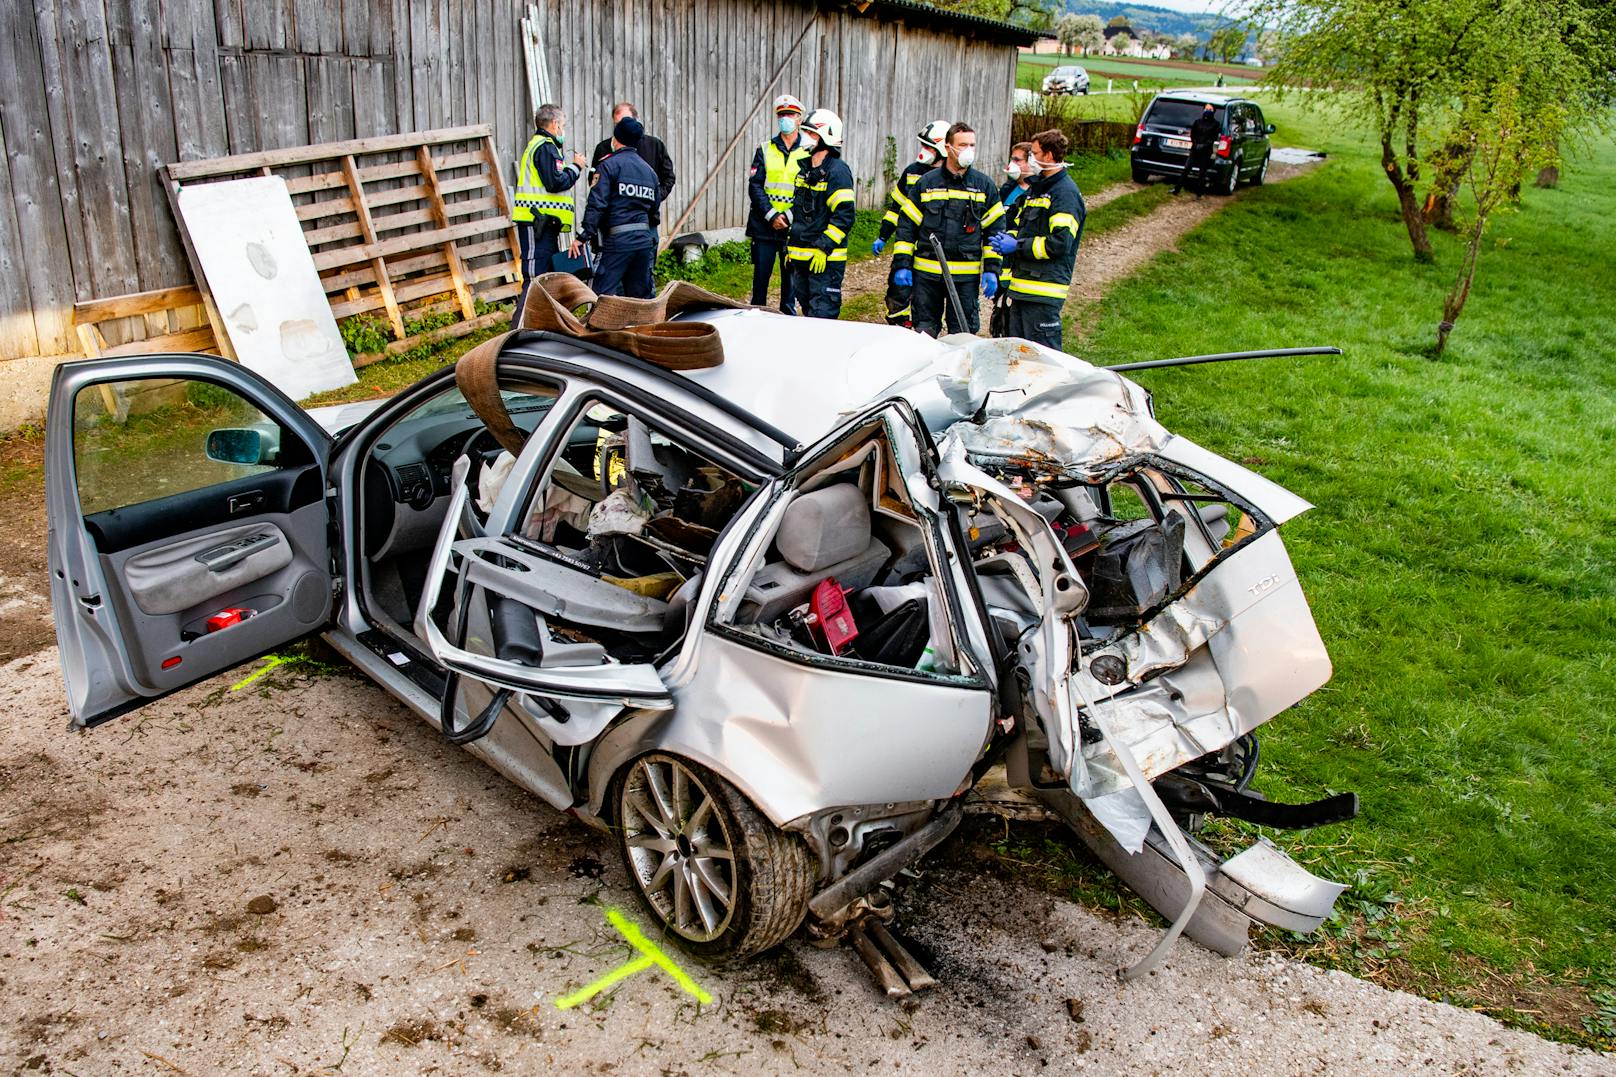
619, 755, 738, 943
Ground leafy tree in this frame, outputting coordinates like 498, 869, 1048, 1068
1107, 15, 1130, 28
926, 0, 1055, 30
1208, 26, 1248, 63
1112, 32, 1133, 54
1056, 13, 1082, 53
1073, 14, 1105, 54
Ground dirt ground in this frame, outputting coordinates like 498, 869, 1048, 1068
2, 649, 1611, 1076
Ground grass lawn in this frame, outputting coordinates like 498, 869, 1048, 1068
1018, 52, 1257, 92
1057, 95, 1616, 1047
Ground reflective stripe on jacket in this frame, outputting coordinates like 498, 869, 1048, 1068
513, 132, 578, 228
879, 161, 934, 242
892, 164, 1007, 278
1005, 169, 1085, 303
787, 153, 856, 266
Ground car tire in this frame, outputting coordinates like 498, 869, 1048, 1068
613, 752, 813, 959
1253, 152, 1270, 186
1131, 164, 1152, 184
1222, 156, 1241, 195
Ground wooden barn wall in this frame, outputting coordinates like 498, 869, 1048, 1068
0, 0, 1018, 365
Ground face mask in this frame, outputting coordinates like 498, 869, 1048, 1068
956, 147, 977, 168
778, 116, 798, 135
1005, 162, 1023, 179
801, 132, 820, 152
917, 147, 937, 165
553, 133, 565, 147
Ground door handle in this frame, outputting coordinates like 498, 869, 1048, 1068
228, 490, 266, 515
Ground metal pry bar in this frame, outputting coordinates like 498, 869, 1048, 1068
1107, 345, 1343, 372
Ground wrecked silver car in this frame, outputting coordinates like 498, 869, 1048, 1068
47, 280, 1352, 990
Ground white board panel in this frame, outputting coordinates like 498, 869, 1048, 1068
176, 177, 356, 399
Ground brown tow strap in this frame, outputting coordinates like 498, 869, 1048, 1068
455, 275, 750, 456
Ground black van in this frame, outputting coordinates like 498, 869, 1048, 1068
1129, 93, 1274, 194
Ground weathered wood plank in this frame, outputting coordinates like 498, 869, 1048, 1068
167, 125, 496, 179
0, 106, 38, 357
0, 3, 78, 355
73, 284, 205, 323
109, 0, 187, 289
97, 325, 217, 357
339, 153, 405, 338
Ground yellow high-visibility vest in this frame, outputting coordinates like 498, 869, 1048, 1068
762, 139, 810, 214
513, 133, 575, 229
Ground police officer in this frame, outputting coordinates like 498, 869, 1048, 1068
786, 109, 855, 320
511, 103, 588, 326
873, 120, 948, 326
892, 122, 1006, 338
574, 115, 660, 298
745, 95, 810, 312
989, 128, 1086, 350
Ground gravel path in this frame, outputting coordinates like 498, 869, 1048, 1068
2, 649, 1607, 1075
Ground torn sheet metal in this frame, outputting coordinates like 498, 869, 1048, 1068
910, 337, 1171, 481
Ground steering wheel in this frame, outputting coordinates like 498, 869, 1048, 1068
453, 426, 509, 506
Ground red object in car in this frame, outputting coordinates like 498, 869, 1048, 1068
1215, 135, 1232, 158
205, 607, 253, 633
809, 579, 858, 656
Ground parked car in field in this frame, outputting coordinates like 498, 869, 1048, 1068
1131, 91, 1275, 193
1042, 64, 1090, 95
46, 289, 1351, 986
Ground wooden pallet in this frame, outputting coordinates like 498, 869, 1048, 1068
71, 284, 220, 419
162, 125, 521, 368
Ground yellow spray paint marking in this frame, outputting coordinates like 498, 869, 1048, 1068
230, 654, 299, 692
553, 906, 712, 1010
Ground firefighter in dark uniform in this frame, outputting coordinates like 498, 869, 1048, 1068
511, 103, 588, 327
990, 128, 1085, 350
872, 120, 948, 327
574, 116, 660, 298
892, 122, 1007, 338
786, 109, 855, 320
745, 94, 810, 312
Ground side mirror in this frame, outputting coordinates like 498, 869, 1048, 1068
206, 424, 281, 466
1266, 123, 1276, 134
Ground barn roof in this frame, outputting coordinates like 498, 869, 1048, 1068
834, 0, 1049, 46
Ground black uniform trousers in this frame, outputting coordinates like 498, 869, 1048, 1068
594, 235, 655, 298
884, 276, 913, 326
512, 219, 562, 328
1173, 146, 1215, 194
750, 238, 796, 313
1006, 298, 1064, 350
911, 272, 981, 337
787, 261, 845, 320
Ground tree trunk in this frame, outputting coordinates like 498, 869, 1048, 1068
1383, 138, 1434, 263
1422, 137, 1471, 233
1535, 164, 1559, 188
1434, 213, 1487, 356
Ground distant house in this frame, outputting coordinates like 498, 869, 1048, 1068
1100, 24, 1170, 60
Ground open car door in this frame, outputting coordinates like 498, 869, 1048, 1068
46, 355, 337, 726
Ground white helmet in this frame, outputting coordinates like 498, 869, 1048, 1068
773, 94, 805, 116
802, 108, 844, 149
918, 119, 950, 157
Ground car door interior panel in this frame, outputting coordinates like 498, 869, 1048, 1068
121, 520, 293, 616
96, 501, 331, 694
84, 465, 323, 555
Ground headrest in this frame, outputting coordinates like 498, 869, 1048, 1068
776, 484, 870, 573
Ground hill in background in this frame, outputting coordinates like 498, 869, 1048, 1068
1055, 1, 1233, 39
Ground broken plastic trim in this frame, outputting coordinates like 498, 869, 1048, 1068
414, 457, 673, 709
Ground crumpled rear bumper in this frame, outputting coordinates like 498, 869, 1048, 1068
1044, 782, 1347, 955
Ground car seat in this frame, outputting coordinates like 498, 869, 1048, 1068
741, 483, 891, 624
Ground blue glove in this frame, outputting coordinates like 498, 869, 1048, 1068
990, 233, 1019, 256
872, 238, 885, 256
893, 268, 912, 287
982, 273, 998, 298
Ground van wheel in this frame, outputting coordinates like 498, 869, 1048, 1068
1253, 152, 1270, 186
1131, 164, 1151, 184
1222, 157, 1241, 195
613, 753, 813, 959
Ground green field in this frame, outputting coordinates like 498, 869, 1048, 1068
1061, 96, 1616, 1047
1019, 51, 1257, 92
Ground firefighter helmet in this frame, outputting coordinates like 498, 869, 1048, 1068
802, 108, 844, 149
918, 120, 950, 157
